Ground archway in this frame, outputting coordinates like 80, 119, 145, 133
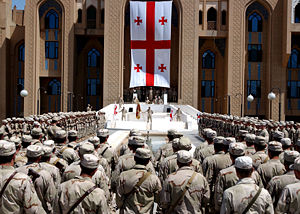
123, 0, 181, 103
198, 38, 226, 114
74, 39, 104, 111
244, 1, 269, 118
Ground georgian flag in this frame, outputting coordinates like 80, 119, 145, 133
130, 1, 172, 88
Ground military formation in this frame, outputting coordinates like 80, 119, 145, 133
1, 109, 300, 213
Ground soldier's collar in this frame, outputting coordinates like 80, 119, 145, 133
133, 164, 147, 170
178, 166, 193, 171
0, 165, 14, 170
237, 177, 255, 185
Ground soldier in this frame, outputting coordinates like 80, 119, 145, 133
118, 95, 124, 109
296, 123, 300, 142
195, 128, 212, 154
31, 127, 43, 145
56, 154, 109, 213
279, 138, 292, 163
160, 150, 210, 213
159, 136, 202, 182
203, 137, 233, 192
17, 145, 57, 213
86, 104, 92, 112
0, 140, 46, 213
62, 142, 109, 198
0, 127, 4, 140
96, 129, 114, 166
15, 135, 32, 168
88, 137, 111, 178
54, 130, 79, 165
288, 121, 296, 144
237, 130, 248, 143
47, 116, 62, 140
257, 141, 286, 187
294, 139, 300, 153
117, 148, 161, 213
40, 145, 62, 188
118, 129, 142, 159
155, 129, 182, 164
67, 129, 78, 149
258, 122, 270, 142
276, 157, 300, 213
244, 133, 256, 156
119, 106, 127, 121
194, 129, 217, 163
251, 136, 269, 169
214, 143, 263, 212
145, 96, 151, 104
112, 136, 155, 191
174, 107, 182, 121
158, 96, 163, 104
272, 130, 284, 142
45, 140, 69, 174
267, 150, 300, 207
220, 156, 273, 214
146, 107, 153, 123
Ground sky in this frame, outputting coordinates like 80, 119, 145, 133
12, 0, 26, 10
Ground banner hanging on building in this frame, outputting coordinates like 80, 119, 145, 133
130, 1, 172, 88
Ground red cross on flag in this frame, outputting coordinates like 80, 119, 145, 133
130, 1, 172, 88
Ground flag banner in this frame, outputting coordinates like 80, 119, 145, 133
130, 1, 172, 88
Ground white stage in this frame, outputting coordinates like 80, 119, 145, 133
100, 103, 199, 132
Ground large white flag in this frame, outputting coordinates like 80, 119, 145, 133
130, 1, 172, 88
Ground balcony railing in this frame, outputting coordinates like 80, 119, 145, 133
87, 20, 96, 29
207, 21, 217, 30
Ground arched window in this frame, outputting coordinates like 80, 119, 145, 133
101, 9, 105, 24
18, 43, 25, 62
48, 79, 61, 95
88, 49, 100, 67
87, 6, 97, 29
199, 10, 203, 25
78, 9, 82, 23
295, 4, 300, 23
207, 7, 217, 22
202, 50, 215, 69
45, 9, 59, 29
222, 10, 226, 25
248, 12, 262, 32
288, 49, 300, 68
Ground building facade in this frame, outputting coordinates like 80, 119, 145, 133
0, 0, 299, 121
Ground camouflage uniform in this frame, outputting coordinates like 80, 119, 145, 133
155, 142, 174, 163
276, 174, 299, 213
97, 142, 114, 165
117, 163, 161, 213
214, 165, 263, 212
257, 141, 286, 187
257, 159, 286, 187
267, 150, 300, 207
220, 177, 273, 214
62, 161, 110, 198
159, 152, 203, 181
267, 170, 298, 207
55, 145, 79, 165
48, 154, 69, 173
203, 151, 232, 192
251, 151, 269, 169
56, 176, 109, 214
196, 144, 215, 163
0, 165, 46, 214
114, 152, 156, 176
160, 166, 210, 213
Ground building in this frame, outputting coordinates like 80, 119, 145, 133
0, 0, 299, 121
